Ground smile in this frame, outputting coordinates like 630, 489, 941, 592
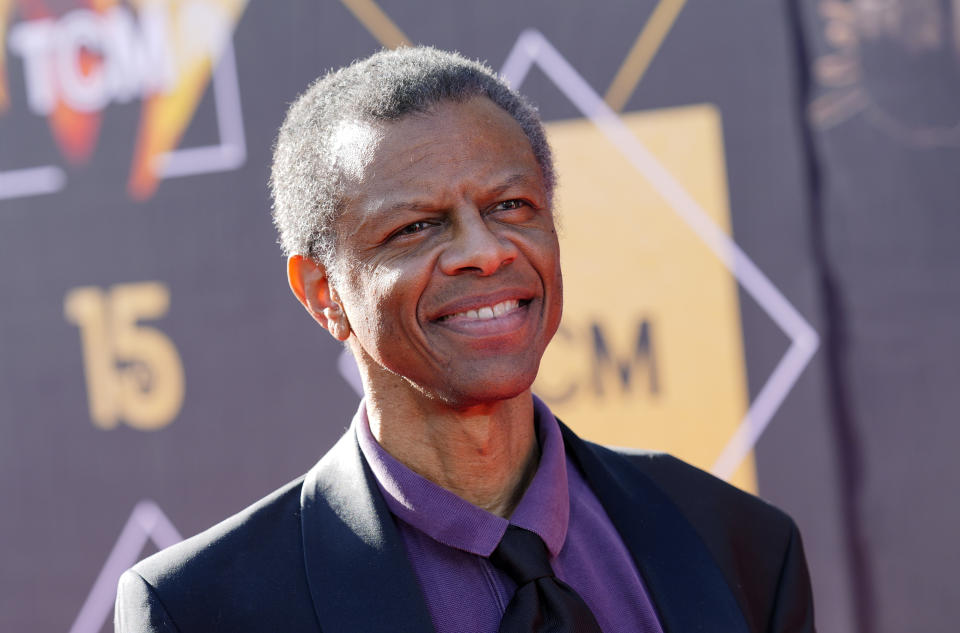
437, 299, 523, 322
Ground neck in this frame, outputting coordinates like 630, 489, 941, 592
364, 385, 540, 519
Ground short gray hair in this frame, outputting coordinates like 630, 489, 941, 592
269, 46, 555, 268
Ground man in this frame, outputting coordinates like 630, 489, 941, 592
115, 47, 814, 633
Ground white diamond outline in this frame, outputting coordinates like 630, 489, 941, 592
0, 164, 66, 200
499, 29, 820, 480
68, 500, 183, 633
153, 37, 247, 179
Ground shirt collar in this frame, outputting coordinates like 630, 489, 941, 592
354, 394, 570, 558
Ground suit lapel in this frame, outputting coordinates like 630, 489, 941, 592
559, 422, 750, 633
299, 426, 435, 633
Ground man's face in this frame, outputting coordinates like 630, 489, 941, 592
328, 96, 563, 407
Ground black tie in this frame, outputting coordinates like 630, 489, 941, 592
489, 525, 604, 633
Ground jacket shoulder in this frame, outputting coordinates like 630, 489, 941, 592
588, 444, 814, 633
132, 476, 305, 584
119, 476, 319, 631
608, 447, 794, 533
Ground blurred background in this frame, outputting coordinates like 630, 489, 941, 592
2, 1, 958, 631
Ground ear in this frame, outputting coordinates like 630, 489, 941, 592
287, 255, 352, 342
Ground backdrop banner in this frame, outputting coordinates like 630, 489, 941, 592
2, 2, 956, 633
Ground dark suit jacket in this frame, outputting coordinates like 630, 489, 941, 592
115, 421, 815, 633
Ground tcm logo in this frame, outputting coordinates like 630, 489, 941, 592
536, 318, 660, 406
0, 0, 248, 201
10, 5, 174, 116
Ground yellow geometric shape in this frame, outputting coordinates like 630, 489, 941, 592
0, 0, 14, 112
604, 0, 688, 112
535, 104, 756, 492
339, 0, 410, 48
129, 0, 248, 199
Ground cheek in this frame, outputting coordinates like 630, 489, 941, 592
529, 233, 562, 288
351, 268, 419, 341
536, 238, 564, 333
546, 270, 563, 333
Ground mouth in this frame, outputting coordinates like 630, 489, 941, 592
428, 291, 537, 340
436, 298, 530, 322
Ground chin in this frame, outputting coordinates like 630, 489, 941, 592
424, 369, 537, 409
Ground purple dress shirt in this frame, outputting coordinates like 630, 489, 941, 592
355, 395, 664, 633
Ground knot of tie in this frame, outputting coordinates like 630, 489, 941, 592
488, 525, 604, 633
490, 525, 554, 585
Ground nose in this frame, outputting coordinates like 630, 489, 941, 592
439, 207, 518, 276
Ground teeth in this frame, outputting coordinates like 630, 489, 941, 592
444, 299, 520, 321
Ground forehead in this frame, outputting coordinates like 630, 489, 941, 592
339, 97, 543, 209
329, 120, 381, 182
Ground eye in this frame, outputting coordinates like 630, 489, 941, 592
392, 220, 434, 239
489, 199, 537, 223
493, 199, 528, 211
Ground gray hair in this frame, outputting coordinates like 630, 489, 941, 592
269, 46, 555, 268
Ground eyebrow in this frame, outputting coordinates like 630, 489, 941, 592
381, 172, 541, 214
383, 199, 436, 214
488, 173, 540, 198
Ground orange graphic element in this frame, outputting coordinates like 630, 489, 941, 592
0, 0, 14, 112
13, 0, 108, 162
605, 0, 687, 112
50, 97, 104, 162
339, 0, 409, 48
50, 38, 107, 162
127, 0, 247, 199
